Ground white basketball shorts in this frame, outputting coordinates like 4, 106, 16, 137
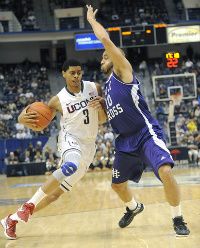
58, 133, 96, 192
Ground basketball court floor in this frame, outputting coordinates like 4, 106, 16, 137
0, 167, 200, 248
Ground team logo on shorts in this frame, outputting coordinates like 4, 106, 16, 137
112, 168, 120, 178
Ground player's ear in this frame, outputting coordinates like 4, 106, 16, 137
62, 70, 66, 77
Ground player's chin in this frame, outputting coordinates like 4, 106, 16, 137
101, 66, 106, 73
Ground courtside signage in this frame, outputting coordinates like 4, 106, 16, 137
75, 33, 104, 50
167, 25, 200, 44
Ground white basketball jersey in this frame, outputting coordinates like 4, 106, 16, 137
57, 80, 99, 143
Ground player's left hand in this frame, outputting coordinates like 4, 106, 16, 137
88, 96, 106, 111
86, 5, 98, 22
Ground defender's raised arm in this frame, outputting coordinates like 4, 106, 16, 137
86, 5, 133, 83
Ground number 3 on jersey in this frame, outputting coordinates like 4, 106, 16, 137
83, 109, 89, 124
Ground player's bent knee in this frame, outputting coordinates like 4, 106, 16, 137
61, 162, 77, 176
158, 164, 173, 180
111, 182, 127, 192
53, 162, 78, 182
53, 150, 81, 182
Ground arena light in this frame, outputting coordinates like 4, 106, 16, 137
154, 24, 167, 28
107, 27, 120, 31
122, 31, 131, 36
146, 29, 152, 34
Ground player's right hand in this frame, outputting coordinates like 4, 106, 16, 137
86, 5, 98, 23
18, 106, 40, 130
88, 96, 105, 110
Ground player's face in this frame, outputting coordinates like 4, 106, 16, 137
101, 52, 113, 75
63, 66, 83, 90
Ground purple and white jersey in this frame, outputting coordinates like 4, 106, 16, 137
104, 72, 164, 152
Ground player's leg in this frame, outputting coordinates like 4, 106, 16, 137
0, 151, 79, 240
34, 141, 96, 212
159, 165, 190, 236
111, 151, 145, 228
34, 187, 64, 212
158, 164, 180, 206
1, 136, 82, 239
140, 137, 190, 236
19, 149, 81, 218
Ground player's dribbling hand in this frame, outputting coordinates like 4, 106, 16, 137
86, 4, 98, 22
88, 96, 106, 111
18, 106, 40, 130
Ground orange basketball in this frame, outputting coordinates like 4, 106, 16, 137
27, 102, 53, 129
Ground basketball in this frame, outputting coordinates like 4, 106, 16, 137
27, 102, 53, 129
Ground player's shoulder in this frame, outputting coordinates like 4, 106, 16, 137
57, 87, 67, 96
82, 80, 101, 95
82, 79, 95, 84
82, 79, 97, 89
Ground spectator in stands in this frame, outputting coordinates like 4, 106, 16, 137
24, 150, 31, 163
92, 149, 105, 171
15, 122, 25, 131
15, 129, 27, 139
194, 105, 200, 118
139, 60, 147, 77
187, 119, 197, 133
104, 140, 114, 169
45, 153, 58, 175
104, 129, 114, 142
185, 59, 193, 69
27, 143, 35, 162
34, 151, 43, 163
187, 135, 198, 165
35, 141, 43, 153
5, 152, 19, 165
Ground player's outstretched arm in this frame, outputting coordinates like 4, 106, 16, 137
86, 5, 133, 83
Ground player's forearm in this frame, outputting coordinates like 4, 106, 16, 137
98, 108, 107, 124
88, 19, 109, 43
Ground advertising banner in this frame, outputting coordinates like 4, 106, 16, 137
167, 25, 200, 44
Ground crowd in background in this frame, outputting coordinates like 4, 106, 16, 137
1, 0, 190, 32
97, 0, 169, 27
0, 60, 57, 139
48, 0, 84, 14
152, 55, 200, 166
0, 0, 39, 31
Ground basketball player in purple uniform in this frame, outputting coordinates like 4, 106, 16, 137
87, 5, 189, 236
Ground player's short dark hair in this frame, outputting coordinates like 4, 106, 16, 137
62, 60, 82, 72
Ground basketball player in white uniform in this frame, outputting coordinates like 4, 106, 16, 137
1, 60, 107, 239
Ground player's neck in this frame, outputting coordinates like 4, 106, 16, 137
106, 70, 113, 78
67, 85, 81, 93
65, 81, 83, 95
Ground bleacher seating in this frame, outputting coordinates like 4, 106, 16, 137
97, 0, 169, 27
0, 61, 57, 139
0, 0, 39, 31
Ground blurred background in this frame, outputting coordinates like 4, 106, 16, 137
0, 0, 199, 177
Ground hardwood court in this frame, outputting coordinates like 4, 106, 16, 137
0, 168, 200, 248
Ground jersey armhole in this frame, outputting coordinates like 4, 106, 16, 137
112, 72, 138, 85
